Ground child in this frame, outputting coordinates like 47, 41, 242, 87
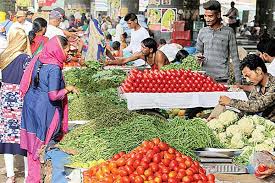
105, 33, 113, 50
120, 32, 127, 49
112, 41, 123, 57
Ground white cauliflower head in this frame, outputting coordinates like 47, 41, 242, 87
230, 133, 245, 149
226, 124, 241, 137
218, 110, 238, 126
207, 119, 224, 132
255, 125, 265, 132
217, 132, 228, 144
237, 117, 255, 135
249, 129, 265, 143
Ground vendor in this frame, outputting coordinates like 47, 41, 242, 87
105, 38, 169, 69
219, 54, 275, 122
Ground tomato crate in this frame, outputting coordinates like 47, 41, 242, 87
171, 30, 191, 40
171, 39, 192, 47
173, 21, 185, 31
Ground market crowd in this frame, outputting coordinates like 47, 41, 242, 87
0, 0, 274, 182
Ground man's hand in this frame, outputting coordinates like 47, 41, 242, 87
257, 167, 275, 179
196, 53, 205, 66
219, 96, 231, 106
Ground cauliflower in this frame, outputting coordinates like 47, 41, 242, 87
217, 132, 228, 144
263, 138, 274, 146
250, 115, 265, 125
254, 143, 273, 152
249, 129, 265, 143
230, 133, 245, 149
237, 117, 254, 135
255, 125, 265, 132
207, 119, 224, 132
226, 124, 241, 137
218, 110, 238, 127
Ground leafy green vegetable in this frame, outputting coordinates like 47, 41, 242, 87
162, 56, 201, 71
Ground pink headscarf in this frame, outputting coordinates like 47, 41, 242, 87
20, 36, 69, 133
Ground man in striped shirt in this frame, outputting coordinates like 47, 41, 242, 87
196, 0, 241, 84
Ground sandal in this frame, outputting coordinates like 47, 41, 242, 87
6, 176, 15, 183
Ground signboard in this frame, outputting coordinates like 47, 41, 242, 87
161, 8, 176, 32
148, 8, 162, 24
95, 0, 108, 11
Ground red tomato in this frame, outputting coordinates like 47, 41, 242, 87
168, 147, 176, 154
144, 168, 153, 177
179, 162, 187, 170
186, 169, 194, 176
182, 176, 192, 183
126, 158, 134, 167
200, 174, 208, 182
150, 163, 159, 172
113, 154, 121, 160
185, 160, 192, 168
121, 176, 130, 183
162, 158, 171, 167
161, 166, 170, 174
177, 169, 186, 179
168, 177, 178, 183
154, 176, 162, 183
134, 176, 143, 183
158, 142, 169, 151
140, 161, 149, 169
169, 160, 178, 170
133, 160, 141, 169
136, 166, 145, 175
207, 174, 215, 181
168, 171, 177, 178
162, 173, 169, 181
193, 174, 202, 181
119, 169, 128, 177
151, 154, 161, 164
257, 164, 267, 172
116, 158, 126, 167
199, 167, 206, 175
124, 165, 134, 175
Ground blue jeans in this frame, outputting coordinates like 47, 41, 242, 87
45, 148, 70, 183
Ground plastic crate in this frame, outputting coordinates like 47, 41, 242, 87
171, 30, 191, 40
171, 39, 192, 47
173, 21, 185, 31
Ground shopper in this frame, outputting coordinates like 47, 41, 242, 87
8, 11, 32, 37
224, 1, 239, 33
123, 13, 150, 54
219, 54, 275, 122
106, 38, 169, 69
0, 28, 31, 183
196, 0, 241, 84
45, 10, 65, 39
26, 11, 34, 23
20, 36, 79, 182
29, 17, 48, 55
257, 39, 275, 76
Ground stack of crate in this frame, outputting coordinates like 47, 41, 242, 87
171, 21, 191, 47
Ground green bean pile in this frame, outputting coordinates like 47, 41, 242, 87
159, 118, 224, 158
59, 116, 222, 164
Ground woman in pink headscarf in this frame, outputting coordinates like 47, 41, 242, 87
20, 35, 78, 182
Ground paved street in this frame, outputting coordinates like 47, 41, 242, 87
0, 155, 25, 183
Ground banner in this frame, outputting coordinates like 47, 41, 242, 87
16, 0, 32, 7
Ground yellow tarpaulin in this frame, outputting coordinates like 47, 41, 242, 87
16, 0, 32, 7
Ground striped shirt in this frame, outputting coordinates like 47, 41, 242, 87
196, 26, 241, 82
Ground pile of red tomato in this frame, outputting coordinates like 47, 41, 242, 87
83, 138, 215, 183
121, 69, 227, 93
